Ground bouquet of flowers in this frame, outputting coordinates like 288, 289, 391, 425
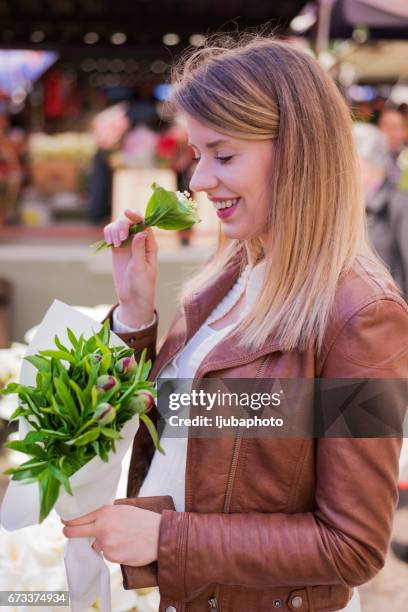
1, 319, 161, 523
0, 300, 161, 612
90, 182, 200, 253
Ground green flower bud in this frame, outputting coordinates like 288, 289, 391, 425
96, 375, 120, 396
128, 390, 154, 414
89, 353, 103, 365
94, 402, 116, 425
114, 355, 137, 379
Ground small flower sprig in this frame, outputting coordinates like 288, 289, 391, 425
1, 320, 163, 522
90, 182, 200, 253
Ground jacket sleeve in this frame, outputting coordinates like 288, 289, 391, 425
157, 297, 408, 602
101, 304, 158, 366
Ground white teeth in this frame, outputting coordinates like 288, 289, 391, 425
213, 198, 239, 210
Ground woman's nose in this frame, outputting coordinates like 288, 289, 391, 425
189, 161, 218, 194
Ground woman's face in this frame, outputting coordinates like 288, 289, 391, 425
185, 114, 274, 243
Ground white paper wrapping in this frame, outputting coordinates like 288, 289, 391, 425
0, 299, 140, 612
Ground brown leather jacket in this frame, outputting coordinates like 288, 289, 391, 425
105, 253, 408, 612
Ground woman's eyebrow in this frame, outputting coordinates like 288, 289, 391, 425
188, 138, 230, 149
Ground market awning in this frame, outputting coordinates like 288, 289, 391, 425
0, 0, 308, 55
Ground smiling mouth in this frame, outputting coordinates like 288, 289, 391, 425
212, 197, 240, 210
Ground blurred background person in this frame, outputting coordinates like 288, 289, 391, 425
87, 96, 161, 225
377, 106, 407, 184
353, 122, 408, 299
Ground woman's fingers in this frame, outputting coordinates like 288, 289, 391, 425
104, 210, 143, 248
124, 209, 144, 223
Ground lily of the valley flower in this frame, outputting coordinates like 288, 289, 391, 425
91, 182, 200, 253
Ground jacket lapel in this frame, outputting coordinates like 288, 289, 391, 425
151, 249, 286, 380
150, 252, 245, 379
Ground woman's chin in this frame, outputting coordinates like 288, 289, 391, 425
220, 225, 259, 241
219, 222, 246, 240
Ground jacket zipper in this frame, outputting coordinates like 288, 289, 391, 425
223, 355, 269, 511
212, 355, 269, 611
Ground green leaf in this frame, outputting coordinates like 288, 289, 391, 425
38, 467, 61, 522
1, 382, 24, 396
50, 396, 75, 428
140, 412, 165, 455
114, 347, 134, 359
21, 391, 43, 423
91, 385, 99, 408
26, 417, 41, 431
54, 359, 71, 387
4, 440, 47, 459
39, 349, 76, 365
5, 459, 48, 474
84, 336, 97, 354
8, 463, 48, 481
69, 379, 86, 413
67, 428, 100, 446
24, 355, 51, 373
135, 348, 147, 383
67, 327, 79, 349
8, 406, 31, 422
99, 426, 121, 440
98, 441, 109, 462
141, 360, 152, 382
84, 360, 98, 400
94, 335, 112, 371
25, 430, 48, 443
97, 319, 111, 345
54, 378, 79, 421
49, 464, 73, 496
59, 455, 80, 477
75, 417, 95, 436
40, 429, 71, 439
74, 334, 85, 362
54, 335, 71, 354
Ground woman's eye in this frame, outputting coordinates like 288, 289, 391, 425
216, 155, 234, 164
191, 155, 233, 164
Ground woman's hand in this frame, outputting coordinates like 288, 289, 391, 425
62, 504, 161, 566
104, 209, 158, 328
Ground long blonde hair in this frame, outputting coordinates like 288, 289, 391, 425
170, 35, 383, 353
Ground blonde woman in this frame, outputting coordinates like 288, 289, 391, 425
64, 37, 408, 612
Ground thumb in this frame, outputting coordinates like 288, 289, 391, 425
144, 228, 157, 264
131, 231, 147, 260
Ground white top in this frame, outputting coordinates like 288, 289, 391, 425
111, 262, 360, 612
134, 263, 253, 511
